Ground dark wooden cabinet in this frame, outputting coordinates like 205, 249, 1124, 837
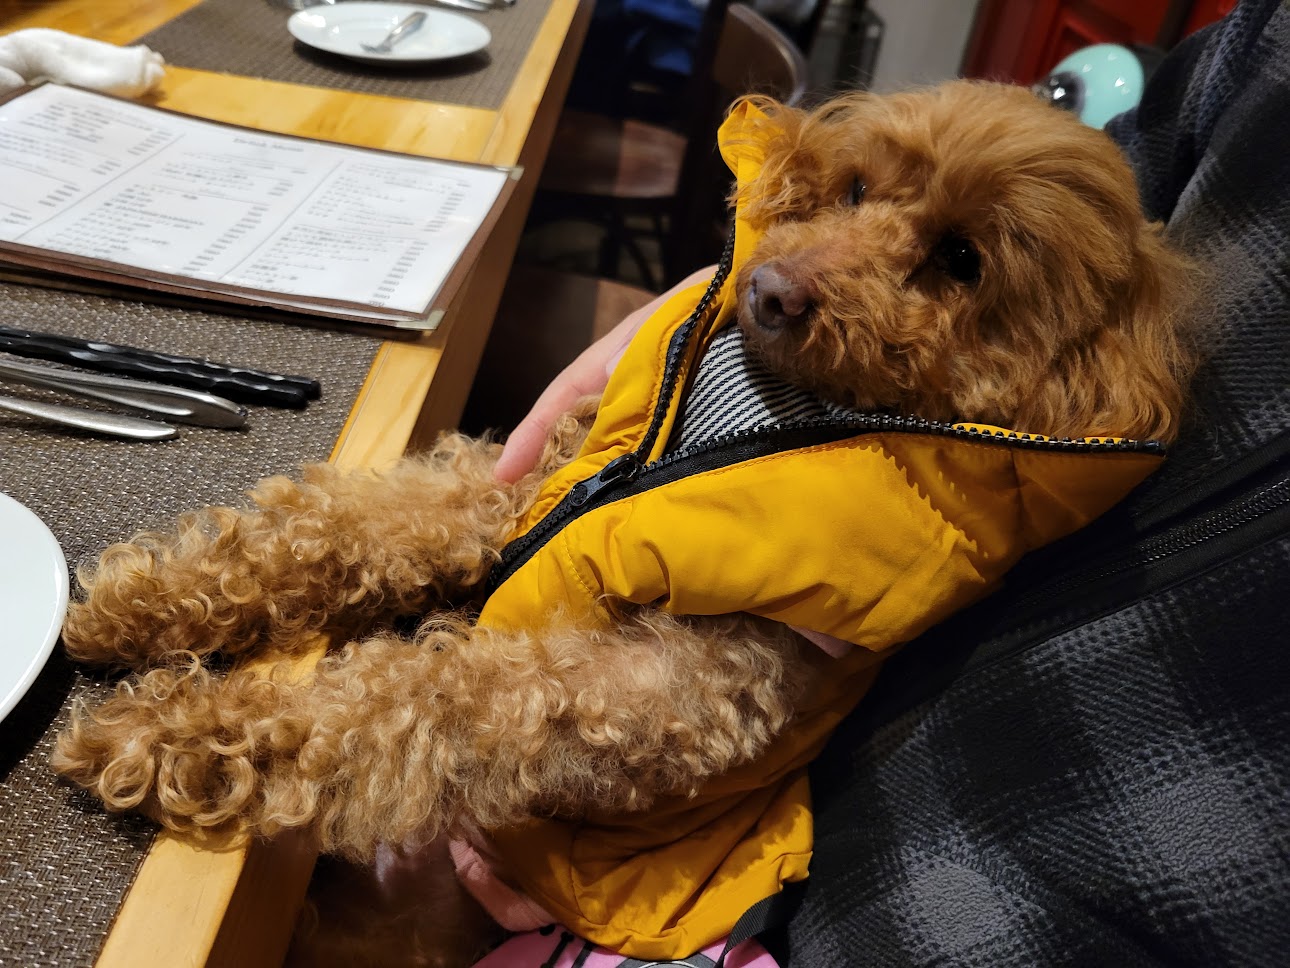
963, 0, 1235, 85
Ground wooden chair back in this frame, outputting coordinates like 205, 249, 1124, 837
713, 4, 810, 106
666, 4, 809, 283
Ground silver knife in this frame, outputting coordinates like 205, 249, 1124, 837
0, 392, 177, 440
0, 358, 247, 428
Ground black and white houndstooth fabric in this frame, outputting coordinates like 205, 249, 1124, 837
670, 324, 862, 451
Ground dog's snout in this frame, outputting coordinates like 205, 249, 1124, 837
750, 265, 813, 331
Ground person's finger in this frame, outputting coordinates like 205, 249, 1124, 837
494, 265, 718, 483
492, 327, 631, 484
493, 380, 584, 483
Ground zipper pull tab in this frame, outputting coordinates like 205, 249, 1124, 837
568, 453, 642, 507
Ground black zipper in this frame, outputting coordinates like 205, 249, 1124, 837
483, 231, 736, 595
486, 224, 1170, 598
636, 229, 739, 461
1004, 474, 1290, 623
851, 462, 1290, 730
486, 405, 1164, 595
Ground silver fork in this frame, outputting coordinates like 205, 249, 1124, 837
361, 11, 428, 53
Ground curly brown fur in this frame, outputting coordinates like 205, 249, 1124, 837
61, 398, 598, 672
732, 81, 1199, 441
54, 611, 804, 855
52, 82, 1199, 965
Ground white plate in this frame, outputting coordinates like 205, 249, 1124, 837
288, 3, 491, 64
0, 492, 68, 724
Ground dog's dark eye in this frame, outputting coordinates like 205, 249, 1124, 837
931, 232, 980, 284
848, 176, 865, 206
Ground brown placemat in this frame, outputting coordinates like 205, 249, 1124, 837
137, 0, 553, 109
0, 283, 383, 967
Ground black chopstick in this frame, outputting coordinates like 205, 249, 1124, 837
0, 325, 320, 408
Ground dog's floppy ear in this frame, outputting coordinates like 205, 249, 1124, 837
1030, 221, 1200, 442
986, 107, 1202, 444
1092, 223, 1199, 442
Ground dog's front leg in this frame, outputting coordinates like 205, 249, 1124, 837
61, 434, 519, 671
53, 612, 808, 860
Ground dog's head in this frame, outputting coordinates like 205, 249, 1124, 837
730, 81, 1198, 441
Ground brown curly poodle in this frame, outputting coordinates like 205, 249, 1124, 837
52, 81, 1198, 965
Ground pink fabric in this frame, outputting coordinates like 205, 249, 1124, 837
790, 624, 857, 658
470, 929, 777, 967
447, 837, 554, 932
449, 838, 780, 966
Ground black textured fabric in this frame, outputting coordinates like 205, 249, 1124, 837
783, 2, 1290, 965
1106, 0, 1290, 523
797, 534, 1290, 967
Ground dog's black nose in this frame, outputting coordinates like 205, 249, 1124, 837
750, 265, 813, 331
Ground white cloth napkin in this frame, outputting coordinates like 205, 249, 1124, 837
0, 28, 165, 97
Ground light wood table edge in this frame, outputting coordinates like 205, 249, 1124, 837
94, 829, 316, 968
93, 0, 595, 964
404, 0, 595, 451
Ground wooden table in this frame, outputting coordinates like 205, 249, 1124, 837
0, 0, 592, 964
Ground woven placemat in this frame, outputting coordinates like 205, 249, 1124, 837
137, 0, 553, 109
0, 282, 383, 967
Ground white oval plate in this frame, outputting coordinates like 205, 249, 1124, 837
0, 492, 68, 724
288, 3, 491, 64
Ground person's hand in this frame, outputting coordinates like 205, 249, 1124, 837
493, 266, 717, 483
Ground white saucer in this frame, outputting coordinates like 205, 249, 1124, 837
0, 492, 68, 724
288, 3, 491, 64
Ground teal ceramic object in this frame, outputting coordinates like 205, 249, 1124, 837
1034, 43, 1146, 129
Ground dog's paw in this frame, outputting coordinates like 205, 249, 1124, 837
51, 661, 271, 829
61, 603, 161, 672
62, 516, 271, 670
52, 682, 168, 817
62, 540, 197, 669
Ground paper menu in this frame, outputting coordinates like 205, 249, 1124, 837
0, 83, 516, 329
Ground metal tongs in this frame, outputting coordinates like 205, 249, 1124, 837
0, 358, 247, 440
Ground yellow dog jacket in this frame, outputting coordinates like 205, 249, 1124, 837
476, 102, 1165, 958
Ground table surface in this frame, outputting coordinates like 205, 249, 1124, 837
0, 0, 591, 963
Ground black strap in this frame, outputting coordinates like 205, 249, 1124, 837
714, 879, 808, 968
570, 938, 598, 968
539, 929, 577, 968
